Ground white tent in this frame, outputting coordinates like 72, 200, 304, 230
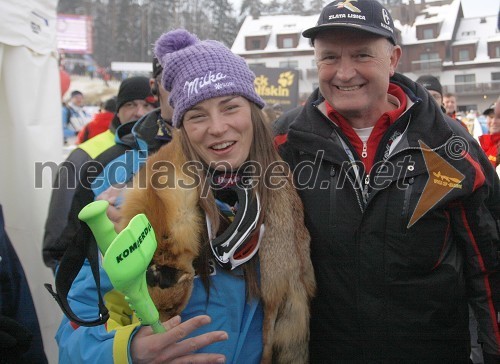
0, 0, 62, 362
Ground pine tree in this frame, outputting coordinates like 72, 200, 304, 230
91, 0, 111, 66
264, 0, 283, 14
148, 0, 176, 56
57, 0, 86, 14
309, 0, 326, 13
205, 0, 238, 46
114, 0, 132, 61
288, 0, 305, 13
240, 0, 263, 18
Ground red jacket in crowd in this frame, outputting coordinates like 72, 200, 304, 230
479, 132, 500, 167
76, 111, 114, 144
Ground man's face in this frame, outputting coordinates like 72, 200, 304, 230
485, 111, 494, 130
428, 90, 442, 107
72, 94, 84, 107
314, 29, 401, 122
490, 103, 500, 134
117, 99, 156, 124
443, 96, 456, 114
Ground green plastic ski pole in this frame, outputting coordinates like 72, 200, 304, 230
78, 200, 165, 333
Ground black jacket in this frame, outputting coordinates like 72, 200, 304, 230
42, 110, 171, 270
1, 205, 48, 363
276, 73, 500, 362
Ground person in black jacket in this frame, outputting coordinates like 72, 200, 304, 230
0, 204, 47, 364
275, 0, 500, 362
43, 76, 157, 271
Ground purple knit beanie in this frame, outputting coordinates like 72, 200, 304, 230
154, 29, 265, 128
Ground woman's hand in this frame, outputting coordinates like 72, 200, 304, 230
130, 315, 228, 364
95, 185, 124, 231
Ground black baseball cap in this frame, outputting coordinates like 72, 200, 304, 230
303, 0, 397, 45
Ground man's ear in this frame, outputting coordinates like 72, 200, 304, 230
389, 45, 402, 77
150, 78, 158, 100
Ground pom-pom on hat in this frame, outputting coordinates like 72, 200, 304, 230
154, 29, 265, 128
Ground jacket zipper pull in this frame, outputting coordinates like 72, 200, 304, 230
363, 174, 370, 205
361, 142, 368, 159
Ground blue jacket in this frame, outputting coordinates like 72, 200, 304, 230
56, 110, 264, 363
56, 258, 263, 363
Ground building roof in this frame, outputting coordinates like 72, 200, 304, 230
232, 0, 499, 55
400, 0, 461, 44
232, 14, 317, 54
453, 14, 500, 61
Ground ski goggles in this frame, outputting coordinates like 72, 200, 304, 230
206, 185, 264, 270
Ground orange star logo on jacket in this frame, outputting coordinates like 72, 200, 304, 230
408, 141, 464, 228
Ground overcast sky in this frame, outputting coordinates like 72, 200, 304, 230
461, 0, 499, 18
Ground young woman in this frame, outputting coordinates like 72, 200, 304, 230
56, 29, 314, 364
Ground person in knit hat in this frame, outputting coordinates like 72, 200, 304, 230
415, 74, 443, 106
416, 76, 470, 131
111, 75, 158, 128
156, 30, 265, 128
43, 76, 157, 272
55, 29, 315, 364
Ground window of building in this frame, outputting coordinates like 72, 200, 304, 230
492, 72, 500, 81
455, 74, 475, 83
458, 104, 477, 113
419, 52, 440, 70
279, 60, 298, 69
461, 31, 476, 37
455, 74, 476, 92
495, 45, 500, 58
282, 37, 294, 48
458, 49, 471, 61
250, 63, 266, 69
423, 28, 434, 39
245, 36, 268, 51
251, 39, 261, 50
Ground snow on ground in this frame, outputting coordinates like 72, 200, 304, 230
64, 75, 120, 105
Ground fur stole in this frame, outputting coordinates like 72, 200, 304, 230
119, 131, 315, 363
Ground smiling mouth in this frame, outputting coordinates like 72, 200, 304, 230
210, 141, 235, 151
336, 85, 361, 91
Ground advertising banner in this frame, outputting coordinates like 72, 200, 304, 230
252, 66, 299, 111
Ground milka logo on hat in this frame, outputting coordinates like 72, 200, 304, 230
184, 71, 228, 98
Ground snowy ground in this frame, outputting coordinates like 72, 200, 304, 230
64, 75, 120, 106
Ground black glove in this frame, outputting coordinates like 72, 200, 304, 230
0, 315, 32, 363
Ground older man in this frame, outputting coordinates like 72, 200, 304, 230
275, 0, 500, 362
